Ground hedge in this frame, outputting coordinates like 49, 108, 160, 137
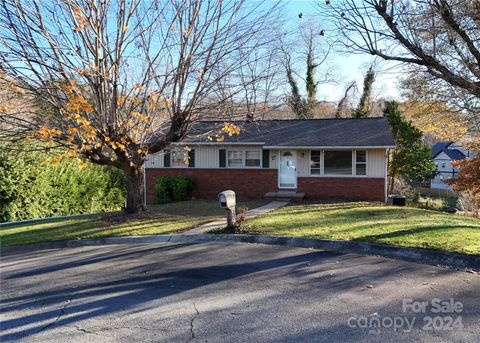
154, 176, 194, 203
0, 145, 126, 222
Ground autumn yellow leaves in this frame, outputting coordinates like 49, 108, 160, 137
29, 79, 151, 165
401, 101, 468, 141
207, 122, 241, 142
25, 76, 241, 167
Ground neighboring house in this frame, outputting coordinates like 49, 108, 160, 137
144, 118, 394, 203
430, 141, 471, 190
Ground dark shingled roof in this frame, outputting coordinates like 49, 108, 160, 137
431, 142, 452, 157
185, 118, 394, 147
431, 142, 467, 160
441, 149, 466, 161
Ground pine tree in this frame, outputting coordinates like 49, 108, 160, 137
384, 101, 437, 193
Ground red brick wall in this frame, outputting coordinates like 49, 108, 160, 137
145, 168, 277, 203
145, 168, 385, 203
298, 177, 385, 202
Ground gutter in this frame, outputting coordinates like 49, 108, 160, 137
170, 143, 396, 149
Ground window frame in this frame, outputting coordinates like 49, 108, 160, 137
245, 150, 262, 167
355, 150, 368, 176
308, 149, 370, 177
323, 150, 354, 176
226, 149, 262, 168
309, 150, 322, 176
170, 148, 188, 168
226, 150, 244, 168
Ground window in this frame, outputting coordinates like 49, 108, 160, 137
310, 150, 321, 175
227, 150, 261, 167
171, 148, 187, 167
245, 151, 261, 167
227, 151, 243, 167
324, 150, 352, 175
355, 150, 367, 176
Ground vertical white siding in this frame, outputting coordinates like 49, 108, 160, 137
146, 145, 266, 169
196, 145, 219, 168
145, 152, 164, 168
296, 150, 309, 177
269, 150, 279, 169
146, 146, 388, 178
367, 149, 387, 178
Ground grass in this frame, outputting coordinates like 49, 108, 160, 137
0, 200, 265, 247
415, 195, 458, 212
240, 202, 480, 255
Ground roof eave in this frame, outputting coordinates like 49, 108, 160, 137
174, 141, 266, 145
176, 142, 395, 149
262, 145, 395, 149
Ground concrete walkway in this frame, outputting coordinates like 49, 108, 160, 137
183, 201, 288, 235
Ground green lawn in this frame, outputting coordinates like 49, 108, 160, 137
242, 203, 480, 255
0, 200, 265, 247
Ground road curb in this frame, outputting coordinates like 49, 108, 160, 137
2, 234, 479, 272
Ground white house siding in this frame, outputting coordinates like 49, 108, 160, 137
366, 149, 388, 178
195, 145, 219, 168
145, 151, 165, 168
431, 151, 457, 190
296, 150, 310, 177
269, 150, 279, 169
146, 146, 387, 179
145, 145, 268, 169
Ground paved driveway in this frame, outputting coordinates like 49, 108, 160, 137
1, 242, 479, 342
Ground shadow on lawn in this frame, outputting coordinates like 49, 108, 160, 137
354, 224, 480, 242
0, 215, 197, 247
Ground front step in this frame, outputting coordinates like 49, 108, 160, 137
265, 191, 305, 200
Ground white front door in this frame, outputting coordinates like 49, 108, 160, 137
279, 151, 297, 189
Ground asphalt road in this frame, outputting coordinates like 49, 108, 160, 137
1, 242, 479, 343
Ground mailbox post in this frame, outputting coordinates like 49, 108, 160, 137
218, 190, 236, 228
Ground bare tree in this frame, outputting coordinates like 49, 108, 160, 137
235, 41, 284, 121
353, 66, 375, 118
282, 44, 307, 118
320, 0, 479, 132
336, 81, 356, 118
281, 23, 330, 119
0, 0, 282, 213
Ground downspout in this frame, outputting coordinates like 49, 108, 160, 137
143, 163, 147, 209
385, 148, 389, 203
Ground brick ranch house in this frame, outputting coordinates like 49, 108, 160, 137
144, 118, 394, 203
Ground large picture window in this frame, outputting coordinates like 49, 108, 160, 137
310, 150, 321, 175
324, 150, 352, 175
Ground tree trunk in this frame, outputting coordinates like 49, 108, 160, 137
124, 165, 146, 214
387, 149, 395, 194
389, 166, 396, 194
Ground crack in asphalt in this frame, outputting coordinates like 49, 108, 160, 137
69, 325, 101, 336
189, 302, 200, 342
37, 289, 78, 334
66, 324, 164, 336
